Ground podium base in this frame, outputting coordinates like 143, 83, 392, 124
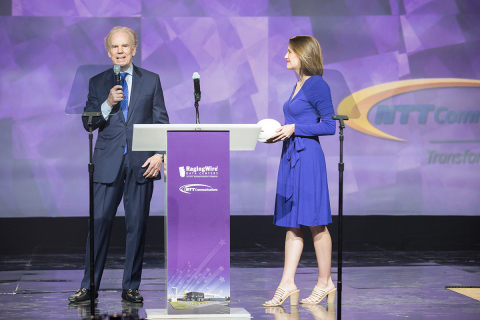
145, 308, 251, 319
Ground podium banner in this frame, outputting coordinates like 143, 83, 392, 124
166, 131, 230, 315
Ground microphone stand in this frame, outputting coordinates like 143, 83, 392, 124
195, 100, 200, 124
331, 114, 348, 320
82, 111, 101, 317
194, 88, 201, 124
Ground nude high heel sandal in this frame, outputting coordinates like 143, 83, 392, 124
263, 287, 301, 307
300, 287, 336, 304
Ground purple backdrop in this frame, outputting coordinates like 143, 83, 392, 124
1, 0, 479, 217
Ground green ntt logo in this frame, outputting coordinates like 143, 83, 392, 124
337, 78, 480, 141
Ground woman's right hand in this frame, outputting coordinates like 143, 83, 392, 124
268, 124, 295, 142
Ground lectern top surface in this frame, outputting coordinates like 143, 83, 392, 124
132, 124, 262, 151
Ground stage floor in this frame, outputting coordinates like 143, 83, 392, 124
0, 251, 479, 319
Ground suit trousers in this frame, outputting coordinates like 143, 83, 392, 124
81, 152, 154, 291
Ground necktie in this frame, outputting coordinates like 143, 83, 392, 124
121, 72, 129, 155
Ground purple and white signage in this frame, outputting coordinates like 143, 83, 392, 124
166, 131, 230, 315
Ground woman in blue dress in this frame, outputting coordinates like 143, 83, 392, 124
263, 36, 337, 307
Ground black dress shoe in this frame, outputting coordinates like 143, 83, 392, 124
122, 289, 144, 303
68, 288, 98, 303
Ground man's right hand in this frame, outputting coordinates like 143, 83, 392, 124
106, 85, 124, 107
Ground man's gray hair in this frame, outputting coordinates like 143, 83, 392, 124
104, 26, 137, 51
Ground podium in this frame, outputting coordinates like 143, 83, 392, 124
132, 124, 261, 319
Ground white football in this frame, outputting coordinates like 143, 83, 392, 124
257, 119, 282, 142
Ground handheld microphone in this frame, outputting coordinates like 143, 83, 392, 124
193, 72, 201, 102
114, 64, 121, 86
111, 65, 122, 114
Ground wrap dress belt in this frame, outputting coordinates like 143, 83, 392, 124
283, 135, 318, 203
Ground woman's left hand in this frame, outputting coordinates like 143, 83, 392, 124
268, 124, 295, 143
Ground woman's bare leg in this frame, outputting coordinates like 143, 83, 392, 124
300, 225, 335, 303
264, 227, 304, 305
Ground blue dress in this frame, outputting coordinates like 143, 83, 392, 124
274, 75, 336, 228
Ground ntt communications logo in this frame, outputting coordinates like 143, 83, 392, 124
337, 78, 480, 142
179, 184, 218, 194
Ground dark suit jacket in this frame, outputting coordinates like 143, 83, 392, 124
82, 65, 169, 184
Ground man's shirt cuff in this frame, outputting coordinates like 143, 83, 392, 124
101, 101, 112, 120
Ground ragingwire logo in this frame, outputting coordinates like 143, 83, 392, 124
179, 166, 186, 177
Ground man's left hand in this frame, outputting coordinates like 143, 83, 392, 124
142, 154, 163, 178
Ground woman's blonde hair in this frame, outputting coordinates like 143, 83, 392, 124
104, 26, 138, 51
289, 35, 323, 77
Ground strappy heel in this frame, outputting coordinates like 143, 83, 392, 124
300, 287, 336, 304
263, 287, 300, 307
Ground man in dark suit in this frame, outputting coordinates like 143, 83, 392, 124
68, 26, 169, 303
